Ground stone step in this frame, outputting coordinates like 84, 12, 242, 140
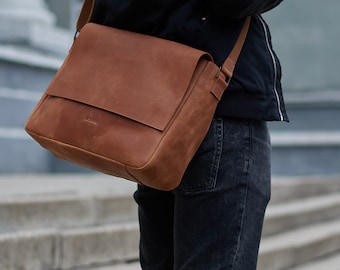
1, 175, 340, 234
0, 222, 139, 270
91, 253, 340, 270
84, 218, 340, 270
263, 192, 340, 236
85, 252, 340, 270
270, 176, 340, 204
286, 251, 340, 270
91, 262, 140, 270
0, 192, 137, 234
59, 222, 139, 269
0, 174, 138, 233
258, 218, 340, 270
2, 204, 340, 270
1, 175, 340, 269
90, 253, 340, 270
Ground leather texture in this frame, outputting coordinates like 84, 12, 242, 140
25, 1, 249, 190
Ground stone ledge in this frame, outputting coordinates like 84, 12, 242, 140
283, 90, 340, 107
0, 229, 58, 270
259, 218, 340, 270
270, 176, 340, 204
288, 252, 340, 270
0, 223, 139, 270
0, 87, 41, 102
60, 223, 139, 269
0, 44, 63, 69
271, 131, 340, 147
0, 184, 137, 234
264, 193, 340, 236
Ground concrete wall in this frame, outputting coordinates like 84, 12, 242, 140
45, 0, 82, 29
264, 0, 340, 93
264, 0, 340, 175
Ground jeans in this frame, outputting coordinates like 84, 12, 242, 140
133, 118, 271, 270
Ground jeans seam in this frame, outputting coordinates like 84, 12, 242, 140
230, 121, 252, 270
180, 118, 224, 194
210, 118, 224, 189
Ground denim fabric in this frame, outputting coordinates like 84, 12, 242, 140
133, 118, 271, 270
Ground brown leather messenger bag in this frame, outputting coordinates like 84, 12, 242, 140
25, 0, 250, 190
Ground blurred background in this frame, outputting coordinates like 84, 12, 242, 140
0, 1, 340, 270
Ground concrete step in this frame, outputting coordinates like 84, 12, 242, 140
286, 251, 340, 270
270, 176, 340, 204
258, 218, 340, 270
263, 193, 340, 236
2, 200, 340, 270
1, 175, 340, 234
91, 262, 140, 270
1, 175, 340, 269
59, 222, 139, 269
0, 174, 138, 233
0, 192, 137, 234
88, 218, 340, 270
0, 222, 139, 270
93, 218, 340, 270
87, 252, 340, 270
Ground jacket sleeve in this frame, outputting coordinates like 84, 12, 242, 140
204, 0, 284, 18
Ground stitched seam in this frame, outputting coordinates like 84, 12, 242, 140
230, 122, 252, 269
210, 118, 224, 188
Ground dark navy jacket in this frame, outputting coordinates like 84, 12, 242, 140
91, 0, 288, 122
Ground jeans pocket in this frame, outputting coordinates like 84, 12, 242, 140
175, 118, 223, 195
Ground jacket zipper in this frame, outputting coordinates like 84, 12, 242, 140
258, 16, 284, 121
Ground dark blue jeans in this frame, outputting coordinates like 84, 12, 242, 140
134, 118, 271, 270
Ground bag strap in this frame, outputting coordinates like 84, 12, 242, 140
76, 0, 250, 81
219, 16, 250, 82
76, 0, 96, 32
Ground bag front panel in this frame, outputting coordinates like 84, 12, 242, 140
24, 22, 229, 190
127, 60, 226, 190
26, 94, 166, 168
47, 23, 212, 131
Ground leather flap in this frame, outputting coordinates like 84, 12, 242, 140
47, 23, 213, 131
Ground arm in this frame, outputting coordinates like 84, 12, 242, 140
204, 0, 284, 18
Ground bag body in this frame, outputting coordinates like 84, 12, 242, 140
25, 23, 228, 190
25, 0, 249, 190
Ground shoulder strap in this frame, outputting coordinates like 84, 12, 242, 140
220, 16, 250, 82
76, 0, 96, 32
76, 0, 250, 81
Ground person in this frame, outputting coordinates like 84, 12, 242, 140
91, 1, 288, 269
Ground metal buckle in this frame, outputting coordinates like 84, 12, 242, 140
215, 66, 231, 84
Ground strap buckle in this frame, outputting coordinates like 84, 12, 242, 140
215, 66, 231, 84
